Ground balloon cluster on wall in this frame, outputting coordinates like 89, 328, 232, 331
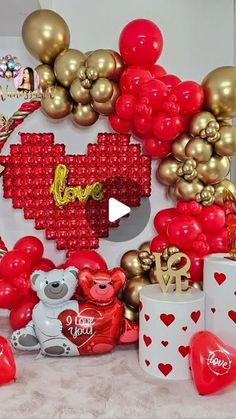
0, 235, 108, 330
0, 55, 21, 79
109, 19, 204, 155
22, 9, 124, 126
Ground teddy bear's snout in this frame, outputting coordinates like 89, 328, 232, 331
99, 284, 107, 289
51, 282, 60, 288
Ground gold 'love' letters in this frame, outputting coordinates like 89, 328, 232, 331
153, 252, 191, 294
50, 164, 103, 207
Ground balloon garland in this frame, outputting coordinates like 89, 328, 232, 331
0, 55, 21, 79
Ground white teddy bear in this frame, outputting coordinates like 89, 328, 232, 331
11, 267, 79, 356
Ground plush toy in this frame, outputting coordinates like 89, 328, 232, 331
11, 267, 138, 356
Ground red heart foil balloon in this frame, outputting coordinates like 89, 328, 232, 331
0, 132, 151, 253
0, 336, 16, 385
58, 300, 123, 355
190, 331, 236, 395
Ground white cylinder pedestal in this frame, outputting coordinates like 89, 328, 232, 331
204, 253, 236, 347
139, 285, 205, 380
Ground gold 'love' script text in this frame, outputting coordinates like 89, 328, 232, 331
50, 164, 103, 207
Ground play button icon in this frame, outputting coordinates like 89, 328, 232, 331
108, 198, 131, 222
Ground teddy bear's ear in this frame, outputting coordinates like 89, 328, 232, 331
111, 269, 126, 286
30, 270, 44, 291
65, 266, 78, 279
79, 268, 93, 285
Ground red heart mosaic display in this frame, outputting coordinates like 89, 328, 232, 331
0, 132, 151, 253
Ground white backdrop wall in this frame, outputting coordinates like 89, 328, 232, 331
0, 0, 234, 267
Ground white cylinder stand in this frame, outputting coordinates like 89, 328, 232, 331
139, 285, 205, 380
204, 253, 236, 347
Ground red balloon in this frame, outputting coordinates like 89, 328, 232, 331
190, 331, 236, 395
9, 294, 39, 330
160, 74, 182, 90
30, 258, 55, 273
153, 208, 178, 234
149, 64, 166, 79
198, 205, 226, 233
119, 19, 163, 67
152, 112, 182, 141
167, 215, 202, 250
144, 137, 171, 159
172, 81, 204, 114
0, 336, 16, 385
207, 229, 228, 253
130, 126, 146, 141
0, 279, 22, 309
150, 234, 169, 252
115, 94, 137, 120
14, 236, 44, 266
109, 113, 132, 133
138, 79, 168, 113
180, 114, 190, 132
64, 250, 107, 271
187, 251, 204, 282
133, 115, 152, 135
0, 250, 32, 278
120, 67, 152, 95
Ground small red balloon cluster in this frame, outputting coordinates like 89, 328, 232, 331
151, 201, 228, 282
109, 19, 204, 158
0, 235, 107, 330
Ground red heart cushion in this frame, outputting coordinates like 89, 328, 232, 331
0, 132, 150, 253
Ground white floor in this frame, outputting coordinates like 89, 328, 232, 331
0, 311, 235, 419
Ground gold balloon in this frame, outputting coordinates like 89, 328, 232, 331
215, 125, 236, 156
138, 241, 151, 252
202, 66, 236, 120
35, 64, 56, 90
70, 78, 91, 104
54, 49, 85, 87
123, 275, 150, 310
120, 250, 145, 278
149, 267, 158, 284
198, 155, 230, 185
41, 86, 73, 119
174, 178, 204, 201
214, 179, 236, 205
191, 281, 203, 291
87, 50, 116, 78
189, 111, 215, 137
157, 157, 180, 186
172, 134, 191, 161
90, 78, 113, 103
22, 9, 70, 64
108, 50, 125, 81
185, 137, 213, 162
124, 304, 139, 322
72, 103, 99, 126
92, 82, 121, 115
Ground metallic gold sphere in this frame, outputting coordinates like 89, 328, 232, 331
172, 133, 191, 161
87, 49, 116, 78
185, 137, 213, 163
35, 64, 56, 91
197, 155, 230, 185
189, 111, 215, 137
123, 275, 150, 310
174, 178, 204, 201
41, 86, 73, 119
138, 241, 151, 252
124, 304, 139, 322
157, 157, 180, 186
215, 125, 236, 156
54, 49, 85, 87
120, 250, 145, 278
72, 103, 99, 126
70, 78, 91, 104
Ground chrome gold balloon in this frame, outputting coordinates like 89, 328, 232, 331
41, 86, 73, 119
189, 111, 215, 137
54, 49, 85, 87
120, 250, 145, 278
172, 133, 191, 161
185, 137, 213, 163
123, 275, 150, 310
90, 78, 113, 103
197, 155, 230, 185
70, 78, 91, 104
215, 125, 236, 156
191, 281, 203, 291
35, 64, 56, 91
214, 179, 236, 205
138, 241, 151, 252
72, 103, 99, 126
92, 82, 121, 115
87, 49, 116, 78
157, 157, 180, 186
174, 178, 204, 201
202, 66, 236, 120
108, 50, 125, 81
124, 304, 139, 321
22, 9, 70, 64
